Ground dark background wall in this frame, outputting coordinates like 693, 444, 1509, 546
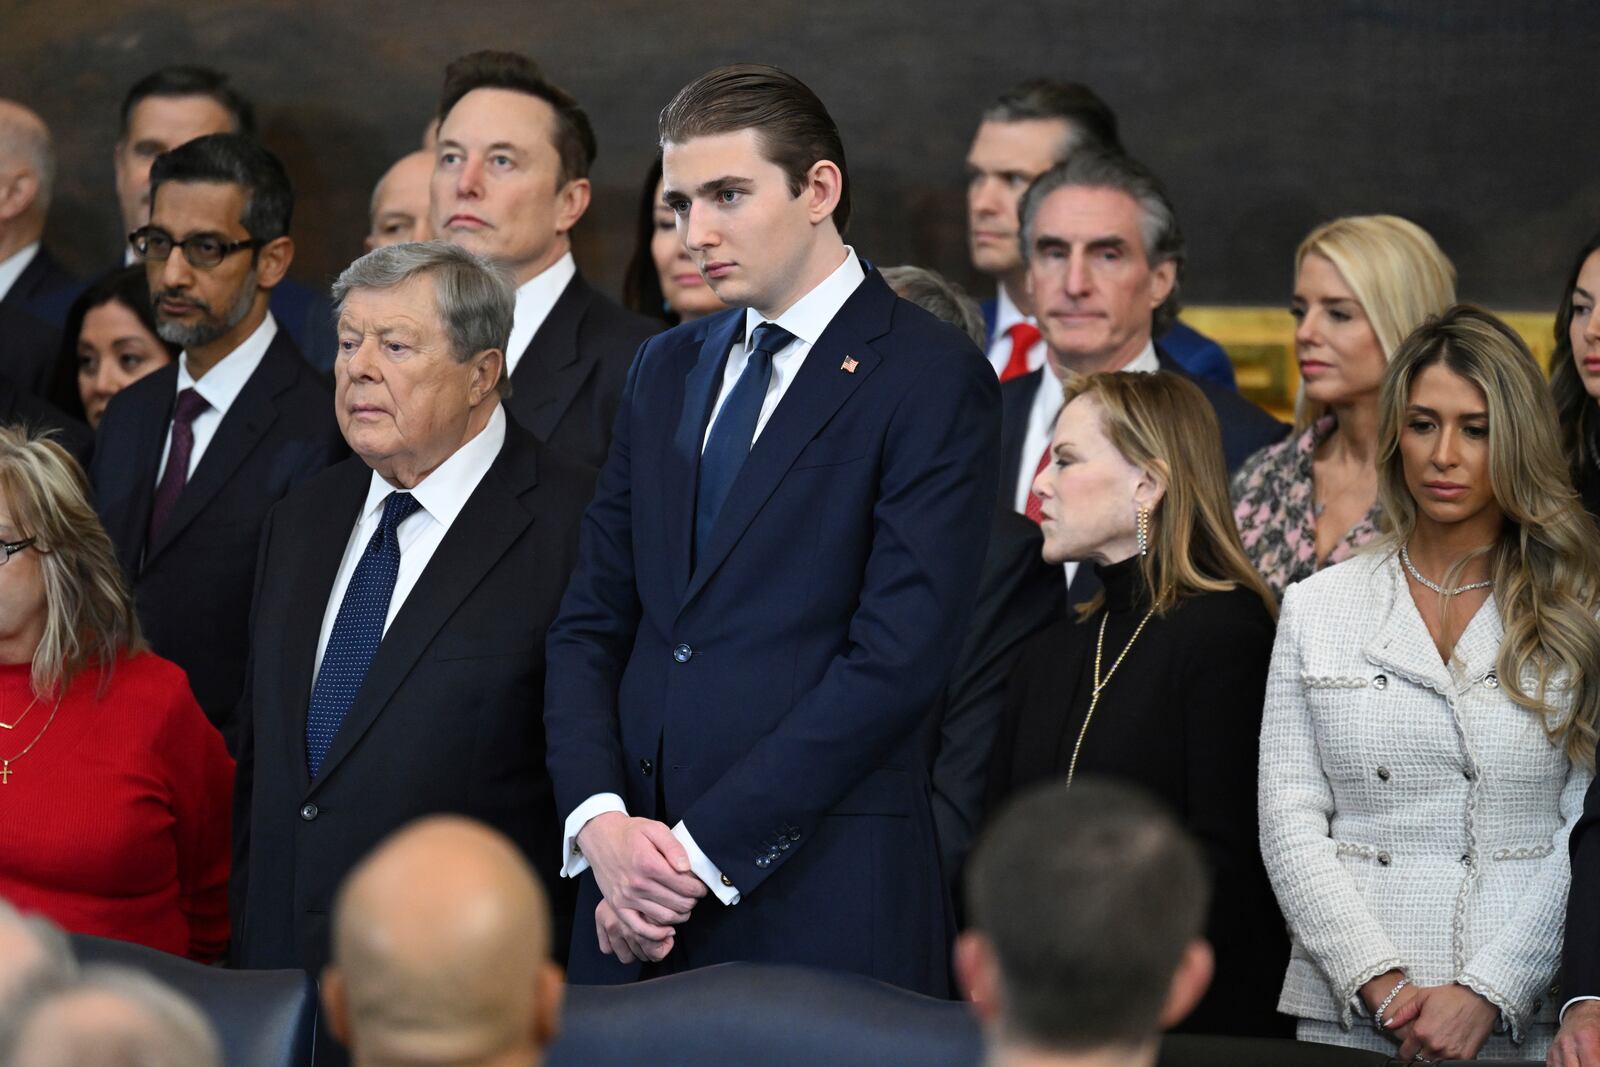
3, 0, 1596, 313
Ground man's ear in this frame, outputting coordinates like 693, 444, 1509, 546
1157, 939, 1214, 1030
321, 966, 352, 1047
255, 234, 295, 290
802, 159, 844, 227
0, 168, 39, 223
1146, 257, 1177, 312
954, 931, 1004, 1024
468, 347, 504, 405
532, 961, 565, 1047
554, 177, 592, 235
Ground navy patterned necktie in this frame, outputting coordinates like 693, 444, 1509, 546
305, 491, 421, 778
695, 322, 795, 557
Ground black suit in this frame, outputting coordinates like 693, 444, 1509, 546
0, 374, 93, 469
230, 415, 595, 989
0, 245, 80, 397
1565, 778, 1600, 1004
90, 330, 345, 745
502, 271, 658, 469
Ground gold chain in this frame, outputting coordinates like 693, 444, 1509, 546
1, 695, 63, 786
0, 693, 40, 731
1066, 607, 1156, 788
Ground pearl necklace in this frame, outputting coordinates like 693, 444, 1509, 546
1401, 543, 1493, 596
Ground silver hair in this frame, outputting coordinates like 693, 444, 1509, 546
0, 102, 55, 210
0, 965, 220, 1067
0, 900, 77, 1022
879, 265, 988, 350
1016, 149, 1186, 336
332, 241, 516, 396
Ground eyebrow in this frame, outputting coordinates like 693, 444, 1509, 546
1033, 235, 1129, 253
1407, 404, 1488, 420
662, 175, 752, 203
1578, 286, 1594, 301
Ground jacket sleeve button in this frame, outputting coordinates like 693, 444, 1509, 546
755, 855, 771, 869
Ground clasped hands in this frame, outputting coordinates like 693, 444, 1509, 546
1361, 969, 1498, 1062
577, 811, 707, 964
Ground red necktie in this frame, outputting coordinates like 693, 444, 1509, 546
1000, 322, 1042, 382
1023, 442, 1053, 524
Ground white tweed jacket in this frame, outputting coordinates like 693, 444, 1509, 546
1258, 550, 1589, 1040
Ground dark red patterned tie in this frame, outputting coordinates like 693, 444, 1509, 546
147, 388, 210, 545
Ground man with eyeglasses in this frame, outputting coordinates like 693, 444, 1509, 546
90, 132, 345, 748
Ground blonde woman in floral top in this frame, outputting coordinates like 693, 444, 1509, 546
1234, 215, 1456, 598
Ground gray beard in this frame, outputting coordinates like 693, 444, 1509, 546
156, 271, 259, 350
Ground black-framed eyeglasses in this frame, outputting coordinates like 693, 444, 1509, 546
129, 226, 264, 269
0, 538, 35, 566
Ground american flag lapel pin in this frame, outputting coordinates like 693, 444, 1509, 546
841, 356, 859, 373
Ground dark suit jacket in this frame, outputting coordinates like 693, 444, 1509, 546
0, 374, 93, 469
545, 269, 1000, 995
923, 508, 1065, 900
1566, 778, 1600, 1000
503, 271, 659, 469
0, 245, 81, 397
230, 416, 596, 986
90, 330, 345, 744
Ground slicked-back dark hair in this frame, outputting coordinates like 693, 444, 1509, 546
119, 65, 255, 139
966, 779, 1209, 1052
438, 51, 595, 185
659, 64, 851, 233
149, 133, 293, 242
982, 78, 1123, 158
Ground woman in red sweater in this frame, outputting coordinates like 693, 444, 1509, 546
0, 427, 231, 961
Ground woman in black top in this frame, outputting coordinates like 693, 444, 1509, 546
1549, 228, 1600, 523
986, 370, 1289, 1038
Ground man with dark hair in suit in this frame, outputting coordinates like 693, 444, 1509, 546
231, 243, 594, 1038
111, 65, 336, 367
0, 100, 79, 398
1001, 149, 1285, 607
92, 133, 345, 744
432, 51, 657, 469
545, 64, 998, 995
966, 79, 1235, 390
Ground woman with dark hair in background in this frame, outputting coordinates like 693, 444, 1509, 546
1548, 229, 1600, 523
986, 370, 1289, 1037
621, 155, 726, 326
47, 266, 177, 428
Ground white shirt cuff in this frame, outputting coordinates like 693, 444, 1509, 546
1562, 995, 1600, 1023
673, 821, 739, 905
560, 793, 627, 878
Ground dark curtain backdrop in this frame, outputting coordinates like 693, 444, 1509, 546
3, 0, 1597, 320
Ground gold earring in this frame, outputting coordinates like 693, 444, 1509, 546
1136, 506, 1150, 557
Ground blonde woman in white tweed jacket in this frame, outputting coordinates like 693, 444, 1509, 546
1259, 306, 1600, 1061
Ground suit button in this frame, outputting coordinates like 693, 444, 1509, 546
1463, 768, 1475, 781
755, 855, 771, 869
1461, 853, 1474, 866
1485, 671, 1499, 688
639, 758, 653, 776
777, 838, 790, 851
1377, 851, 1391, 866
672, 643, 693, 663
1376, 766, 1391, 781
1372, 674, 1388, 690
720, 874, 733, 888
789, 829, 801, 841
300, 803, 319, 821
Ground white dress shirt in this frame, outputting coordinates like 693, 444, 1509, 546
155, 315, 278, 483
561, 247, 868, 906
311, 404, 507, 680
0, 242, 40, 305
984, 285, 1048, 378
504, 252, 577, 376
1014, 340, 1160, 589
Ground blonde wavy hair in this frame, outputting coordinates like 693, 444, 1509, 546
1294, 214, 1456, 430
1063, 371, 1276, 621
1376, 305, 1600, 768
0, 427, 144, 698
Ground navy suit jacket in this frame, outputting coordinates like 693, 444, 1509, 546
0, 246, 81, 397
981, 296, 1237, 390
90, 330, 346, 745
503, 271, 660, 470
545, 268, 1000, 995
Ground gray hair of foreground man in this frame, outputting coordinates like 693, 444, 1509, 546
332, 241, 517, 396
0, 900, 77, 1022
0, 964, 220, 1067
879, 265, 988, 350
960, 779, 1212, 1054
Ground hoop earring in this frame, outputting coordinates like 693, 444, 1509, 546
1136, 505, 1150, 557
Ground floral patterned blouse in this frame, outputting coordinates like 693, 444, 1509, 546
1230, 415, 1381, 599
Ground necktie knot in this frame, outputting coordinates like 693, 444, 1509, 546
173, 387, 209, 427
749, 322, 796, 360
379, 491, 421, 536
1000, 322, 1042, 382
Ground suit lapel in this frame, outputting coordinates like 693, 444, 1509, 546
510, 273, 589, 441
145, 336, 297, 564
110, 368, 178, 573
668, 313, 741, 600
283, 459, 370, 795
308, 425, 541, 791
1363, 554, 1454, 696
681, 274, 895, 609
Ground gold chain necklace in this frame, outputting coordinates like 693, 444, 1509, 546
0, 693, 41, 731
1, 695, 63, 785
1066, 607, 1156, 788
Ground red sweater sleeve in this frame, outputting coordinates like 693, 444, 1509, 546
156, 674, 235, 962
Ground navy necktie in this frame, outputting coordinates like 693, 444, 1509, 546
305, 491, 421, 778
696, 322, 795, 557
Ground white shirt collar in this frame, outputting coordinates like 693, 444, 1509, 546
362, 403, 507, 527
1126, 340, 1160, 374
177, 314, 279, 415
505, 252, 577, 373
0, 242, 41, 305
992, 284, 1031, 336
741, 247, 866, 348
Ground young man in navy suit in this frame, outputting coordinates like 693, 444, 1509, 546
545, 64, 1000, 995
